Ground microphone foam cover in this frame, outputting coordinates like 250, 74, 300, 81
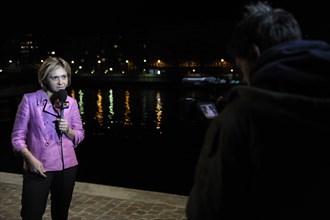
57, 89, 67, 102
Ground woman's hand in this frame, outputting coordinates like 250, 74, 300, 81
20, 147, 47, 178
57, 118, 70, 134
57, 118, 75, 140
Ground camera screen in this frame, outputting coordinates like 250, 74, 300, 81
198, 102, 218, 119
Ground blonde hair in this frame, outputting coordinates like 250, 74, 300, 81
38, 56, 72, 91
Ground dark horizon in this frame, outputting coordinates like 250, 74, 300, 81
1, 0, 329, 60
2, 1, 329, 34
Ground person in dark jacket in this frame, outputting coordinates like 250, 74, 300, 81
186, 1, 330, 219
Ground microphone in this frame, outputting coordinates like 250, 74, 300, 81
54, 90, 68, 136
57, 89, 68, 119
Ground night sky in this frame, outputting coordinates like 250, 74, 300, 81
1, 0, 329, 56
3, 1, 329, 32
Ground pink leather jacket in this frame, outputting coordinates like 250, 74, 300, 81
11, 89, 85, 171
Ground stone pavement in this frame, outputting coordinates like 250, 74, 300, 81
0, 172, 188, 220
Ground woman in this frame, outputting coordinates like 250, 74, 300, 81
11, 56, 85, 220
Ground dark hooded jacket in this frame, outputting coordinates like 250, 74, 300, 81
186, 40, 330, 219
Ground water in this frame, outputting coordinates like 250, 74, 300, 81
0, 80, 230, 196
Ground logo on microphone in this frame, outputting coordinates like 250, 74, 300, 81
54, 100, 69, 109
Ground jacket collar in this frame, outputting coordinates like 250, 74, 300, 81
36, 89, 49, 106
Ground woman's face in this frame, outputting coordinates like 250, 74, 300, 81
46, 67, 68, 93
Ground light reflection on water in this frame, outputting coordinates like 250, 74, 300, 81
95, 89, 104, 127
155, 91, 163, 130
68, 86, 172, 136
